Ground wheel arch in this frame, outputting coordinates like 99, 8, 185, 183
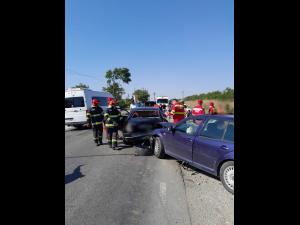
217, 159, 234, 177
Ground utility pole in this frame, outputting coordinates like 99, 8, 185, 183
182, 91, 184, 100
153, 92, 156, 101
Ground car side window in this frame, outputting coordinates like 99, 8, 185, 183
175, 119, 203, 136
200, 118, 228, 140
223, 121, 234, 142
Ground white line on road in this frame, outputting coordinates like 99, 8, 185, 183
159, 182, 167, 206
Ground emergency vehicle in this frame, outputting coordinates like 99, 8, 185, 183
65, 88, 113, 128
156, 96, 169, 107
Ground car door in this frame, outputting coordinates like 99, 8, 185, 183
165, 118, 205, 163
192, 118, 234, 174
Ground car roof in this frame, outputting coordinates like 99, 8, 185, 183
197, 114, 234, 119
131, 107, 159, 111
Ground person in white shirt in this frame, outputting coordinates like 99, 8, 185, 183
130, 99, 137, 109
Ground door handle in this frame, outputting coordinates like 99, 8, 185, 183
220, 145, 229, 150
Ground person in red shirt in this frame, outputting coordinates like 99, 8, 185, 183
208, 101, 217, 115
192, 99, 205, 116
171, 101, 185, 123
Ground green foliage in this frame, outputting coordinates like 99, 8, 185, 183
118, 98, 131, 109
72, 83, 89, 89
184, 87, 234, 101
102, 83, 125, 101
133, 89, 150, 103
105, 68, 131, 84
103, 67, 132, 100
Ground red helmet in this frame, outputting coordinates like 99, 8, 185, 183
108, 98, 116, 106
197, 99, 203, 105
210, 101, 214, 106
92, 99, 100, 106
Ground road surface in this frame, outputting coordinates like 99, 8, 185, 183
65, 127, 192, 225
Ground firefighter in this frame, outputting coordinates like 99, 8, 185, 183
171, 101, 185, 123
192, 99, 205, 116
104, 99, 121, 150
87, 99, 104, 146
208, 101, 217, 115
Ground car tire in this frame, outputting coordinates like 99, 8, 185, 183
123, 139, 133, 146
153, 137, 165, 159
73, 125, 83, 129
220, 161, 234, 194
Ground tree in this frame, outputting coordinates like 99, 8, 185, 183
102, 83, 125, 101
73, 83, 89, 89
103, 68, 132, 100
133, 89, 150, 103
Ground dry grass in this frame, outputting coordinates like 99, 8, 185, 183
185, 99, 234, 114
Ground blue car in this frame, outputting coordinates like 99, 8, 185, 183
152, 114, 234, 193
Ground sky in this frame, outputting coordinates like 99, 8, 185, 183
65, 0, 233, 100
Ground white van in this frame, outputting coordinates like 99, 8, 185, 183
65, 88, 113, 128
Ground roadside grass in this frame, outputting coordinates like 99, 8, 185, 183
185, 99, 234, 114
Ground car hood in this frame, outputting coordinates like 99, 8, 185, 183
128, 117, 162, 125
158, 122, 174, 128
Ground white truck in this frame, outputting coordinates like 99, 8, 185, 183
156, 96, 169, 107
65, 88, 113, 128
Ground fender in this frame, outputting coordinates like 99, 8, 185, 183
215, 151, 234, 174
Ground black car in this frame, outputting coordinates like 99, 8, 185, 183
122, 107, 168, 145
144, 101, 156, 107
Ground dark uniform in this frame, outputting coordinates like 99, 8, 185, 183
104, 105, 121, 149
87, 105, 104, 145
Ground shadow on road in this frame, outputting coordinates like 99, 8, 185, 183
65, 165, 85, 184
65, 154, 136, 159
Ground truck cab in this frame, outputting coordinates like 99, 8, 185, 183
156, 96, 169, 107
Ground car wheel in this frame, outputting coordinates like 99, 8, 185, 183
153, 137, 165, 159
220, 161, 234, 194
123, 139, 133, 146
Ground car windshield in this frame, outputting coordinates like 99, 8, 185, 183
145, 101, 156, 106
131, 110, 160, 118
157, 99, 168, 104
65, 97, 85, 108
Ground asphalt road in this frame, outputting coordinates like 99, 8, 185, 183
65, 127, 192, 225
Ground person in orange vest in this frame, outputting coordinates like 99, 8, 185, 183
192, 99, 205, 116
208, 101, 217, 115
171, 101, 185, 123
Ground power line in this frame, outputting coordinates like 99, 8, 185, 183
65, 68, 98, 79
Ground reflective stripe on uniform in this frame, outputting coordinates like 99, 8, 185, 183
105, 124, 117, 127
108, 114, 120, 118
174, 112, 185, 115
112, 139, 117, 142
92, 122, 103, 125
91, 114, 102, 117
104, 113, 109, 116
86, 113, 91, 115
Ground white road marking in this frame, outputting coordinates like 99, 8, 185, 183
159, 182, 167, 206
